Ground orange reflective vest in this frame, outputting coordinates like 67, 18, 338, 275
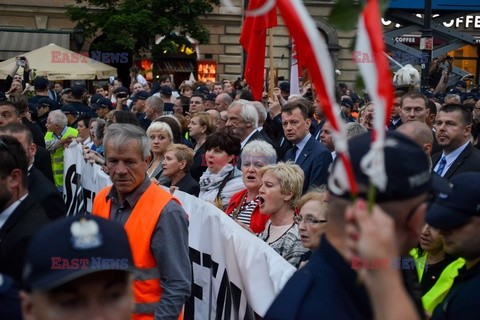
93, 183, 180, 320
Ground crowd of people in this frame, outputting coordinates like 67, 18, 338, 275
1, 54, 480, 320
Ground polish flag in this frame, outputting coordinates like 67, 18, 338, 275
239, 0, 277, 101
355, 0, 394, 192
276, 0, 357, 195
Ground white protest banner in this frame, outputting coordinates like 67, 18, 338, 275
173, 190, 296, 319
64, 149, 296, 319
63, 142, 111, 214
63, 142, 85, 215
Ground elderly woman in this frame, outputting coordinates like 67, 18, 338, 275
199, 129, 244, 210
162, 144, 200, 196
225, 140, 277, 233
146, 121, 173, 184
295, 188, 328, 268
188, 112, 216, 181
258, 162, 308, 267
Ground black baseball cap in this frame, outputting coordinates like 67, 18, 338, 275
196, 86, 209, 95
71, 84, 86, 97
90, 93, 103, 106
131, 91, 150, 102
92, 97, 113, 110
33, 77, 49, 90
206, 93, 217, 101
23, 215, 134, 291
340, 98, 354, 109
328, 131, 446, 202
114, 87, 129, 95
38, 98, 56, 110
279, 82, 290, 93
159, 85, 172, 96
61, 105, 78, 116
61, 88, 72, 95
427, 172, 480, 230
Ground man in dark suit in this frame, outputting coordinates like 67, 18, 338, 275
281, 100, 332, 194
432, 104, 480, 180
226, 100, 273, 167
0, 135, 50, 283
388, 90, 404, 130
0, 123, 66, 220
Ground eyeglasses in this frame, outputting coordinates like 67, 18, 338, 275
474, 107, 480, 111
293, 215, 327, 227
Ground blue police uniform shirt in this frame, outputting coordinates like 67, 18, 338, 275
431, 261, 480, 319
264, 235, 372, 320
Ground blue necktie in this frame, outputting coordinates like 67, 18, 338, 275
288, 145, 298, 162
436, 157, 447, 176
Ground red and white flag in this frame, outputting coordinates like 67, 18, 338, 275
239, 0, 277, 101
355, 0, 394, 192
276, 0, 357, 195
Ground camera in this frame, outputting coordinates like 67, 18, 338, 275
20, 56, 26, 61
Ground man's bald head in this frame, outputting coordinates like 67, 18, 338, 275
397, 121, 433, 156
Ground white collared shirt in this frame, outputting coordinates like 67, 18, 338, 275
433, 141, 470, 177
241, 129, 259, 149
0, 194, 28, 231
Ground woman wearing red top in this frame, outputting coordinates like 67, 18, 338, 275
225, 140, 277, 233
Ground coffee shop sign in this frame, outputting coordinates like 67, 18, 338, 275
382, 15, 480, 29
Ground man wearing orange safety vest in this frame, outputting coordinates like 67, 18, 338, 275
92, 124, 191, 320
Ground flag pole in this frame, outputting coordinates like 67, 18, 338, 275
268, 28, 275, 99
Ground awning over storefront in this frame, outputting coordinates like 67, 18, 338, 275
0, 31, 70, 60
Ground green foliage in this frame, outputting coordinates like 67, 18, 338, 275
328, 0, 363, 31
65, 0, 219, 58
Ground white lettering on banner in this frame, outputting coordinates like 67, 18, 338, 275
63, 145, 296, 318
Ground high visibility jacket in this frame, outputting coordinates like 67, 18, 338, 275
410, 248, 465, 314
44, 127, 78, 187
93, 183, 181, 320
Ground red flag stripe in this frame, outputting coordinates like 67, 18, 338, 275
277, 0, 357, 195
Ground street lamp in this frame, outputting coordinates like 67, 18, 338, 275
72, 29, 85, 51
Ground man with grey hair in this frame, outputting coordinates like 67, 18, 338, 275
215, 92, 233, 111
92, 123, 191, 320
44, 109, 78, 190
144, 95, 164, 127
345, 122, 368, 140
227, 100, 272, 167
444, 93, 461, 105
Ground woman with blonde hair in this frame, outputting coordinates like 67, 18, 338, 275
162, 144, 200, 196
258, 162, 308, 266
146, 121, 173, 184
